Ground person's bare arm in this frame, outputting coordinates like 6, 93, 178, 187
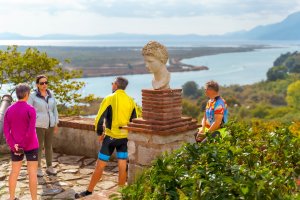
202, 113, 206, 130
198, 112, 206, 134
98, 134, 105, 143
207, 114, 223, 133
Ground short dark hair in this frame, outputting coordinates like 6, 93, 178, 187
16, 83, 31, 100
115, 77, 129, 90
36, 75, 48, 84
205, 80, 219, 92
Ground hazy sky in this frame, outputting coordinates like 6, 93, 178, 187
0, 0, 299, 36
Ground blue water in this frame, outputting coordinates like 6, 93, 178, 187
0, 41, 299, 105
78, 45, 299, 105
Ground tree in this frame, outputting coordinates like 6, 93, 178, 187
182, 81, 199, 98
182, 99, 200, 119
266, 65, 288, 81
0, 45, 94, 115
273, 52, 290, 66
286, 80, 300, 110
272, 51, 300, 74
289, 64, 300, 73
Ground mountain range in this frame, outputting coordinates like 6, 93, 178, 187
0, 11, 299, 41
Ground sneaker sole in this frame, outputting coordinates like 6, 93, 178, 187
46, 171, 57, 176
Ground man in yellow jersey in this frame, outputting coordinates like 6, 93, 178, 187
75, 77, 137, 198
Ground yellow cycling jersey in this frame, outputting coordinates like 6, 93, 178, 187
94, 89, 137, 139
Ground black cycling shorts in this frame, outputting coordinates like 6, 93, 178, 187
98, 135, 128, 161
11, 148, 39, 162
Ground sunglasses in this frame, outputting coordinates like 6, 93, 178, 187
39, 81, 48, 85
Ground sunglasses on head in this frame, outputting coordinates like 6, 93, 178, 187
39, 81, 48, 85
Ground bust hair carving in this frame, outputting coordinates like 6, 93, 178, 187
142, 41, 169, 64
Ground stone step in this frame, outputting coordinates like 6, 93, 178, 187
126, 123, 199, 135
142, 102, 182, 110
142, 109, 182, 116
131, 117, 193, 125
143, 111, 182, 121
142, 96, 182, 102
128, 120, 197, 131
142, 99, 182, 106
142, 106, 182, 113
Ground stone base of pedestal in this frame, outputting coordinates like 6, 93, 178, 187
125, 89, 199, 183
127, 129, 196, 183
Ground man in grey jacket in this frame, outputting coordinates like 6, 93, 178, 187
28, 75, 59, 177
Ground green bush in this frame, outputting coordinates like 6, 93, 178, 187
121, 121, 300, 200
182, 81, 199, 99
267, 65, 288, 81
273, 51, 300, 73
286, 80, 300, 110
182, 99, 201, 119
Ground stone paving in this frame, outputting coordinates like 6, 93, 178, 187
0, 153, 121, 199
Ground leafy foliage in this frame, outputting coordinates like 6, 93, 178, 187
182, 73, 300, 122
266, 65, 288, 81
182, 99, 201, 120
286, 80, 300, 110
182, 81, 200, 98
273, 51, 300, 69
121, 121, 300, 200
0, 45, 94, 115
268, 51, 300, 81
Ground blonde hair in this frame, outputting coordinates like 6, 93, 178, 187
142, 41, 169, 64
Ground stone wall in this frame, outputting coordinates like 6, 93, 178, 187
0, 117, 100, 157
1, 113, 198, 184
127, 129, 196, 183
0, 116, 114, 158
125, 89, 199, 183
54, 117, 100, 158
55, 116, 198, 182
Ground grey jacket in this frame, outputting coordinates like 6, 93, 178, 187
28, 89, 59, 129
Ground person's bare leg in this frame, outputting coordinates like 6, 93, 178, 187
9, 161, 22, 200
27, 161, 38, 200
87, 160, 107, 192
118, 159, 127, 186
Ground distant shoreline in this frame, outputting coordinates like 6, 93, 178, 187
77, 45, 267, 78
80, 62, 209, 78
0, 44, 268, 78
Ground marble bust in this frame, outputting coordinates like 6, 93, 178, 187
142, 41, 170, 90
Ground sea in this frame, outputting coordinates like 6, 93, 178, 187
0, 39, 299, 105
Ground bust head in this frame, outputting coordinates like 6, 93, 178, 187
142, 41, 169, 73
142, 41, 170, 90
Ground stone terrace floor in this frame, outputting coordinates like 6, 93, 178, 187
0, 153, 121, 199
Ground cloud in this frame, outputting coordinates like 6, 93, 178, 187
0, 0, 299, 36
0, 0, 299, 18
63, 0, 300, 18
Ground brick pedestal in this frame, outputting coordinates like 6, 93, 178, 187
125, 89, 198, 183
127, 89, 198, 134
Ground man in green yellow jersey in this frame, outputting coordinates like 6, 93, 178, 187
75, 77, 137, 198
